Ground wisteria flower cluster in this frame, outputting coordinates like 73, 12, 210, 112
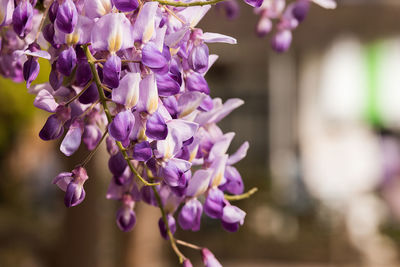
0, 0, 334, 265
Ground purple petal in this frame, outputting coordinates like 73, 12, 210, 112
256, 16, 272, 37
146, 111, 168, 140
108, 152, 128, 177
142, 42, 168, 74
113, 0, 139, 12
220, 166, 244, 195
188, 43, 209, 73
112, 72, 140, 108
83, 124, 102, 150
156, 73, 181, 97
158, 214, 176, 240
202, 248, 222, 267
78, 83, 99, 104
84, 0, 113, 19
204, 188, 224, 219
103, 54, 121, 88
75, 61, 92, 87
132, 2, 158, 43
57, 46, 77, 76
138, 73, 158, 114
64, 182, 86, 207
178, 198, 202, 231
39, 114, 64, 141
178, 92, 206, 117
56, 0, 78, 34
185, 72, 209, 94
132, 141, 152, 162
162, 158, 191, 187
162, 96, 179, 119
186, 169, 211, 197
222, 205, 245, 224
52, 172, 73, 191
34, 89, 58, 113
0, 0, 14, 26
60, 119, 84, 156
292, 1, 310, 22
201, 32, 237, 44
108, 110, 135, 142
23, 56, 40, 88
12, 1, 33, 37
243, 0, 263, 7
91, 13, 134, 52
271, 30, 292, 53
116, 208, 136, 232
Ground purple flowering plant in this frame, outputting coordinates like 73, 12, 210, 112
0, 0, 335, 265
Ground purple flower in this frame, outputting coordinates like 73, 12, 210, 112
188, 43, 209, 74
116, 194, 137, 232
221, 205, 246, 232
162, 158, 191, 187
103, 54, 121, 88
83, 125, 102, 150
145, 111, 168, 140
158, 214, 176, 240
219, 166, 244, 195
201, 248, 222, 267
132, 141, 152, 162
183, 259, 193, 267
53, 166, 89, 207
60, 119, 84, 156
271, 30, 292, 53
292, 0, 310, 22
178, 198, 202, 231
57, 46, 77, 76
91, 13, 134, 52
23, 56, 39, 88
142, 42, 169, 75
204, 188, 225, 219
78, 83, 99, 104
0, 0, 14, 26
84, 0, 113, 19
185, 72, 209, 94
75, 61, 92, 87
12, 1, 33, 37
56, 0, 78, 34
113, 0, 139, 12
243, 0, 263, 7
108, 152, 128, 177
112, 72, 140, 109
108, 110, 135, 144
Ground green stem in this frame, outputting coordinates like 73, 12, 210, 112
82, 129, 108, 167
152, 187, 187, 263
65, 80, 94, 106
83, 44, 159, 187
154, 0, 226, 7
224, 187, 258, 201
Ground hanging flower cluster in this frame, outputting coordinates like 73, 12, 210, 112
0, 0, 335, 265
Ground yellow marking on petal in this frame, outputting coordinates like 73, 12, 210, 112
66, 32, 80, 46
142, 22, 154, 43
138, 128, 147, 141
170, 47, 180, 56
108, 31, 122, 53
212, 171, 223, 187
0, 11, 4, 25
147, 96, 158, 114
189, 146, 198, 162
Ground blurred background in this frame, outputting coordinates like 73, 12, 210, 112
2, 0, 400, 266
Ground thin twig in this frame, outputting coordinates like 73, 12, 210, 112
224, 187, 258, 201
176, 239, 203, 250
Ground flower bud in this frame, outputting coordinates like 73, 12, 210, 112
145, 111, 168, 140
83, 125, 102, 150
271, 30, 292, 53
113, 0, 139, 12
78, 83, 99, 104
256, 16, 272, 37
186, 72, 209, 94
57, 46, 77, 76
178, 198, 203, 231
75, 61, 93, 87
56, 0, 78, 34
23, 56, 39, 88
188, 43, 209, 74
292, 0, 310, 22
243, 0, 263, 8
116, 194, 136, 232
12, 0, 33, 37
221, 205, 246, 232
201, 248, 222, 267
182, 259, 193, 267
204, 188, 225, 219
132, 141, 152, 162
108, 109, 135, 144
103, 54, 121, 88
63, 166, 89, 207
158, 214, 176, 240
219, 166, 244, 195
